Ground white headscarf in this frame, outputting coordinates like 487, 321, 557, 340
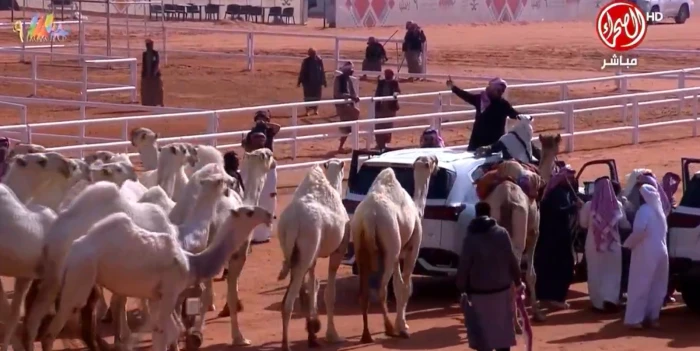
622, 168, 653, 198
640, 184, 666, 225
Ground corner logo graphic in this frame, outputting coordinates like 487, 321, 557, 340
13, 13, 70, 43
596, 1, 648, 51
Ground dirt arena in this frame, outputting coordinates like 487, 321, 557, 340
1, 10, 700, 351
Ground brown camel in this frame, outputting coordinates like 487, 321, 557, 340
482, 134, 561, 322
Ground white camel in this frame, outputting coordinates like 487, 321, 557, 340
351, 155, 438, 343
40, 200, 272, 351
0, 153, 77, 351
130, 127, 160, 171
6, 142, 46, 159
23, 180, 180, 351
84, 151, 117, 165
217, 148, 276, 346
277, 160, 349, 351
1, 152, 77, 204
140, 143, 197, 200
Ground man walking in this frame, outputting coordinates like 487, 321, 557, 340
457, 202, 522, 351
402, 21, 426, 77
297, 48, 327, 116
362, 37, 387, 78
373, 69, 400, 149
140, 38, 164, 106
333, 62, 360, 152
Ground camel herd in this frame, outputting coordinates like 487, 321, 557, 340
0, 123, 572, 351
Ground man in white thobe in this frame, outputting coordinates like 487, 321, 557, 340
580, 177, 631, 312
622, 184, 669, 329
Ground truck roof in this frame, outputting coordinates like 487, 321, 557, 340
362, 148, 483, 171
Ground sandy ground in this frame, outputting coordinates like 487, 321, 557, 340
1, 11, 700, 351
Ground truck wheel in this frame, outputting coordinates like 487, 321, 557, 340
681, 281, 700, 313
675, 4, 689, 24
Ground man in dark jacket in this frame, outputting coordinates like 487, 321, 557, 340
373, 69, 400, 149
402, 21, 426, 76
457, 202, 521, 351
297, 48, 327, 116
242, 110, 281, 152
447, 77, 519, 151
362, 37, 388, 77
141, 38, 163, 106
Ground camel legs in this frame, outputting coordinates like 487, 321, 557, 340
111, 295, 131, 348
204, 279, 216, 312
523, 235, 544, 322
23, 275, 62, 351
41, 267, 96, 351
301, 261, 321, 348
393, 228, 421, 338
151, 292, 181, 351
225, 242, 252, 346
0, 278, 30, 351
377, 253, 397, 337
324, 229, 349, 344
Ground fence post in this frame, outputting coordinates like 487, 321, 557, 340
559, 83, 568, 129
79, 19, 85, 55
248, 32, 255, 71
366, 98, 375, 150
246, 33, 254, 71
693, 93, 698, 138
31, 55, 38, 96
122, 121, 130, 154
678, 70, 686, 112
433, 93, 443, 129
352, 120, 360, 151
615, 68, 622, 91
26, 125, 32, 144
291, 106, 298, 159
334, 37, 340, 70
207, 112, 219, 147
632, 96, 640, 145
20, 106, 29, 143
565, 103, 574, 153
129, 61, 137, 103
163, 27, 168, 65
20, 22, 26, 63
81, 60, 88, 102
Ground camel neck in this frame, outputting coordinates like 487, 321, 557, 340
186, 224, 244, 281
29, 177, 76, 211
2, 169, 44, 203
242, 169, 266, 205
412, 177, 430, 217
539, 153, 555, 183
326, 172, 343, 195
139, 145, 159, 171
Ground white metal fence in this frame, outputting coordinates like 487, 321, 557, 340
0, 67, 698, 173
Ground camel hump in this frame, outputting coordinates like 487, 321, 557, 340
474, 170, 518, 201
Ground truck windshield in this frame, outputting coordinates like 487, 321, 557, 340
348, 165, 456, 199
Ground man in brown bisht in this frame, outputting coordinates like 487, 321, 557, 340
402, 21, 426, 78
457, 202, 522, 351
333, 61, 360, 152
297, 48, 326, 116
140, 38, 164, 106
361, 37, 387, 79
373, 68, 400, 150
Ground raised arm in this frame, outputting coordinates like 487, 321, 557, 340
449, 84, 480, 106
266, 122, 282, 136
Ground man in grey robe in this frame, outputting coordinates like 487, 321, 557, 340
297, 48, 327, 116
457, 202, 521, 351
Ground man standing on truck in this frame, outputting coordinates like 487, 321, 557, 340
446, 77, 519, 152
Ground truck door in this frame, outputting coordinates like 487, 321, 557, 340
575, 159, 619, 202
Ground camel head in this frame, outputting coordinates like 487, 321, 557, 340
70, 158, 92, 182
110, 153, 134, 166
130, 127, 159, 148
229, 205, 274, 229
90, 161, 138, 187
161, 143, 194, 169
623, 168, 654, 199
413, 155, 439, 178
84, 150, 116, 165
322, 159, 345, 194
538, 134, 561, 157
241, 148, 275, 205
11, 152, 76, 179
180, 142, 199, 167
200, 174, 227, 196
7, 142, 46, 160
244, 148, 275, 170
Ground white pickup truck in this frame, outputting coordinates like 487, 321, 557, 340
341, 147, 619, 279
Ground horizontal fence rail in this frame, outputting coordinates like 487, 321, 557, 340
1, 65, 699, 172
